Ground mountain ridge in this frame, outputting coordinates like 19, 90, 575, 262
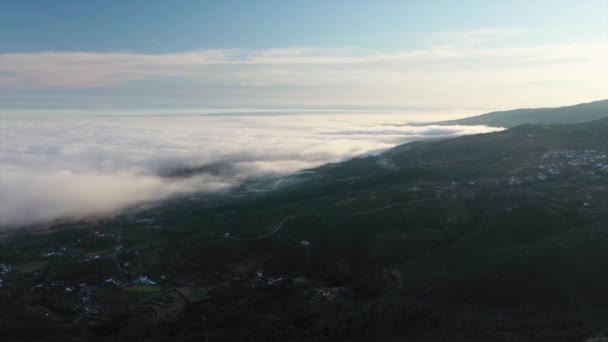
432, 99, 608, 128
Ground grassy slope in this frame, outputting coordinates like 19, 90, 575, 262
1, 118, 608, 341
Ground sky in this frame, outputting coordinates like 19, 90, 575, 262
1, 0, 607, 113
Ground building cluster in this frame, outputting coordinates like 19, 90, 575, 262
134, 275, 164, 286
78, 253, 102, 263
508, 176, 525, 186
509, 149, 607, 186
62, 273, 166, 319
241, 270, 356, 304
42, 247, 67, 257
69, 282, 103, 316
538, 149, 607, 179
540, 149, 607, 172
1, 262, 12, 274
309, 287, 351, 303
91, 231, 120, 239
0, 262, 13, 288
246, 270, 285, 288
104, 277, 128, 288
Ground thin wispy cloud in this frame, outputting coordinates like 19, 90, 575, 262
1, 35, 606, 110
421, 27, 528, 47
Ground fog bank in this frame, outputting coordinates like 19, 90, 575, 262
0, 113, 500, 228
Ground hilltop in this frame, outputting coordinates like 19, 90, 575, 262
434, 99, 608, 128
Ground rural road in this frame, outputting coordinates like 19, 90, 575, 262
336, 198, 433, 216
218, 195, 437, 241
223, 216, 296, 241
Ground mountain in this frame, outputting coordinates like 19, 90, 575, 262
2, 118, 608, 341
434, 99, 608, 128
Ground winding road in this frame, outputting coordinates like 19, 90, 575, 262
221, 216, 296, 241
216, 195, 437, 241
336, 198, 433, 216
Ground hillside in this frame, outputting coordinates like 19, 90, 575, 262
1, 119, 608, 341
434, 99, 608, 128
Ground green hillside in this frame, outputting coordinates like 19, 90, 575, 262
1, 119, 608, 341
435, 99, 608, 128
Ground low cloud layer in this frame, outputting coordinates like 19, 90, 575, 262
0, 113, 500, 228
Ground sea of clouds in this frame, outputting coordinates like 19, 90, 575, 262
0, 113, 500, 228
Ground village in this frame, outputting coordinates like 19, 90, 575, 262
0, 219, 351, 325
507, 149, 608, 186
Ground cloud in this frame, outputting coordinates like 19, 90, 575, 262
1, 38, 606, 110
0, 114, 500, 228
422, 27, 528, 47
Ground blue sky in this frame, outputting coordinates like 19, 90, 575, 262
2, 0, 606, 53
1, 0, 606, 112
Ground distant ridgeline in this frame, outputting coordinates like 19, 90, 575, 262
434, 99, 608, 128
